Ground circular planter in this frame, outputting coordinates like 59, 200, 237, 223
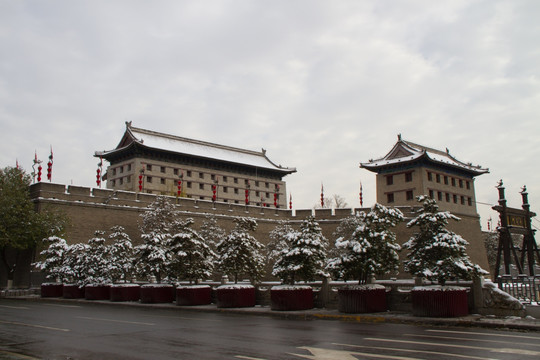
63, 284, 85, 299
110, 284, 141, 302
176, 285, 212, 306
271, 285, 313, 311
140, 284, 175, 304
216, 284, 256, 308
338, 284, 388, 313
85, 284, 111, 300
41, 283, 64, 298
411, 286, 469, 317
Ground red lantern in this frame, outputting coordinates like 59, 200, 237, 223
96, 168, 101, 187
37, 165, 42, 182
47, 160, 52, 181
177, 180, 182, 197
212, 184, 217, 202
138, 174, 143, 191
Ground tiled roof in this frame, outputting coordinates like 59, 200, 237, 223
96, 122, 296, 174
361, 135, 488, 176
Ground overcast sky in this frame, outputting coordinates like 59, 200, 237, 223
1, 0, 539, 231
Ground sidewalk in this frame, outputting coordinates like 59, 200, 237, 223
4, 290, 540, 332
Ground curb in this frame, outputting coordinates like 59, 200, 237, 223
5, 295, 540, 332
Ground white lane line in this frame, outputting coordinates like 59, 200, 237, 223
365, 337, 540, 357
292, 346, 420, 360
235, 356, 267, 360
427, 329, 540, 340
142, 314, 221, 322
0, 305, 30, 309
333, 342, 497, 360
76, 316, 155, 326
42, 303, 81, 308
405, 333, 540, 348
0, 350, 39, 359
0, 320, 70, 332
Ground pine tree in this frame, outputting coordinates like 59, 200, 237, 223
34, 236, 69, 282
403, 196, 487, 285
217, 217, 265, 284
62, 243, 89, 287
267, 221, 295, 264
108, 225, 134, 283
168, 218, 215, 283
133, 196, 176, 283
198, 215, 226, 253
85, 230, 111, 284
327, 204, 403, 284
272, 217, 328, 284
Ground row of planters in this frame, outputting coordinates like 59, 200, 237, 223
35, 196, 485, 317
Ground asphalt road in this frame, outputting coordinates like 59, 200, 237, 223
1, 299, 540, 360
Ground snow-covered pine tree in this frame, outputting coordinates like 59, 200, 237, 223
34, 236, 69, 282
133, 196, 176, 283
108, 225, 134, 283
327, 204, 403, 284
85, 230, 111, 284
62, 243, 90, 287
403, 196, 487, 285
167, 218, 215, 283
198, 215, 226, 253
267, 221, 295, 264
217, 217, 265, 284
272, 216, 328, 284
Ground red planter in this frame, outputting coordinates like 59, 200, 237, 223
176, 285, 212, 306
338, 285, 388, 313
63, 284, 85, 299
85, 284, 111, 300
41, 283, 64, 298
271, 286, 313, 311
216, 285, 256, 308
412, 286, 469, 317
140, 284, 175, 304
110, 284, 141, 302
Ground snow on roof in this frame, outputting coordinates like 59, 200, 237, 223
361, 135, 489, 176
96, 123, 296, 174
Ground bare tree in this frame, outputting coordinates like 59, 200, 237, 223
314, 194, 348, 209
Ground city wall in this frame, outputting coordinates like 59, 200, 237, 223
1, 182, 490, 287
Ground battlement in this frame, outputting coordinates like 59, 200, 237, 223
30, 182, 397, 220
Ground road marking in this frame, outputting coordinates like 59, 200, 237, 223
333, 342, 496, 360
0, 350, 39, 359
42, 303, 81, 308
365, 337, 540, 357
290, 346, 420, 360
235, 356, 267, 360
0, 305, 30, 309
0, 320, 70, 332
76, 316, 155, 326
142, 314, 221, 322
405, 333, 540, 348
427, 329, 540, 340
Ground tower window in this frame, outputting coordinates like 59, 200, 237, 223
405, 172, 413, 182
387, 193, 394, 203
406, 190, 414, 200
386, 175, 394, 185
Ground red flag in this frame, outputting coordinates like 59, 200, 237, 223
47, 146, 53, 181
289, 193, 292, 210
359, 181, 363, 207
